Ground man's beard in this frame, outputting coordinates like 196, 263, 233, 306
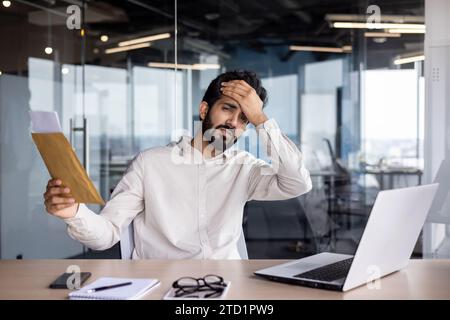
202, 111, 238, 153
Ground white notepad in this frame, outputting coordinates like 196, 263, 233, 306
68, 277, 160, 300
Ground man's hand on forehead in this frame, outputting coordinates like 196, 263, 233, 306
220, 80, 267, 127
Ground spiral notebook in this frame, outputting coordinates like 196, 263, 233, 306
68, 277, 160, 300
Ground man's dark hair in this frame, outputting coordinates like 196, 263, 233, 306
201, 70, 268, 120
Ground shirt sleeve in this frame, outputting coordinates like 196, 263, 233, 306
247, 118, 312, 201
62, 152, 145, 251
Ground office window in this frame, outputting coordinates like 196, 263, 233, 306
133, 67, 184, 150
262, 74, 298, 142
362, 69, 423, 168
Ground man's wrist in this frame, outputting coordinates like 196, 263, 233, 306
62, 203, 81, 221
252, 114, 268, 127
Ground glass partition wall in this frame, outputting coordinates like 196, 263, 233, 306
0, 0, 178, 258
0, 0, 88, 258
1, 0, 434, 259
173, 0, 426, 258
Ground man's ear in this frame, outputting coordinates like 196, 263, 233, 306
199, 101, 209, 121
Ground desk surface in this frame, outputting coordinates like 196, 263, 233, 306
0, 259, 449, 300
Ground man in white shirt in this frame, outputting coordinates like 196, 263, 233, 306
43, 70, 312, 259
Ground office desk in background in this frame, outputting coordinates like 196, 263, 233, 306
0, 259, 449, 300
357, 168, 423, 190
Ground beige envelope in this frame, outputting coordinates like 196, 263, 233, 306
32, 132, 105, 205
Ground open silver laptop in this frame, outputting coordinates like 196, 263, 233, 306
254, 183, 439, 292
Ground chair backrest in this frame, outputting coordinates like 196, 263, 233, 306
120, 221, 135, 260
120, 222, 248, 259
237, 228, 248, 259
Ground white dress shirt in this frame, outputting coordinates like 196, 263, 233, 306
63, 118, 312, 259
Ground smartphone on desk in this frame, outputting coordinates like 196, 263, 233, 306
49, 272, 92, 289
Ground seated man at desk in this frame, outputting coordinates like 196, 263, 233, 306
43, 70, 312, 259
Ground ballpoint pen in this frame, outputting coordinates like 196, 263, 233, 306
86, 281, 132, 293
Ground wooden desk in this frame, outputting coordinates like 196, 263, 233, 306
0, 259, 449, 300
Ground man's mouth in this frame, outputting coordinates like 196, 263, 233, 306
219, 127, 234, 138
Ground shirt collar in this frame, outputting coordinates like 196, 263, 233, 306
175, 135, 236, 161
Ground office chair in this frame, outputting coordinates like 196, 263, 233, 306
321, 138, 368, 242
120, 221, 249, 259
323, 138, 352, 185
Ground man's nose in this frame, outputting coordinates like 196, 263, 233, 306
227, 113, 240, 128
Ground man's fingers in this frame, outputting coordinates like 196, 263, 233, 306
221, 84, 248, 97
47, 179, 62, 188
44, 187, 71, 200
44, 180, 79, 218
47, 186, 71, 195
223, 79, 252, 90
52, 203, 75, 211
45, 200, 74, 211
48, 196, 75, 205
221, 82, 252, 96
221, 89, 243, 102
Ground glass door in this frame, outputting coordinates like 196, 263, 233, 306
80, 0, 179, 223
0, 0, 85, 258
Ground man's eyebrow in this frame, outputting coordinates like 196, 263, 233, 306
223, 103, 238, 109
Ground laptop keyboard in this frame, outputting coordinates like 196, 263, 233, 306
294, 258, 354, 282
